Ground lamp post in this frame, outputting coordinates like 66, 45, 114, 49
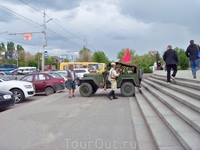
77, 33, 87, 48
35, 0, 47, 72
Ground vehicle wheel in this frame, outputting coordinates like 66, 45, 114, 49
45, 87, 54, 96
79, 83, 93, 97
10, 89, 24, 103
120, 82, 135, 97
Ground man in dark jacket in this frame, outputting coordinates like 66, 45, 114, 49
163, 45, 178, 84
185, 40, 199, 78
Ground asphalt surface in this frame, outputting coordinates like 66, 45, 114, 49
0, 88, 137, 150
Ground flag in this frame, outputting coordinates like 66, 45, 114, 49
23, 33, 32, 40
122, 48, 131, 63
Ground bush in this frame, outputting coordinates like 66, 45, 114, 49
142, 67, 153, 73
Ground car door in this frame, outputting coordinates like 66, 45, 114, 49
33, 74, 47, 92
0, 79, 4, 90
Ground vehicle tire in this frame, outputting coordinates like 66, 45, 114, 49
10, 89, 25, 103
120, 82, 135, 97
79, 83, 93, 97
45, 87, 54, 96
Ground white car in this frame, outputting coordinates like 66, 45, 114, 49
0, 76, 35, 103
74, 68, 90, 79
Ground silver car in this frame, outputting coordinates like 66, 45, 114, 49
0, 72, 17, 80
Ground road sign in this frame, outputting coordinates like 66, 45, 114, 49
44, 50, 48, 58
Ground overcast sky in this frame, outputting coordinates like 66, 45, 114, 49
0, 0, 200, 61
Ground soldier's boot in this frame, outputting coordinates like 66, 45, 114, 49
113, 91, 118, 99
107, 90, 113, 100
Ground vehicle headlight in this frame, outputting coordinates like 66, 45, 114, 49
3, 94, 12, 99
24, 85, 32, 89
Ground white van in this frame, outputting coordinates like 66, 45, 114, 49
18, 67, 37, 74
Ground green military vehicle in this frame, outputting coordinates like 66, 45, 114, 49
78, 62, 142, 97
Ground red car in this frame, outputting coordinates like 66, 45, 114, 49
20, 73, 65, 95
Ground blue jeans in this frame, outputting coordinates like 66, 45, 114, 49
190, 59, 199, 73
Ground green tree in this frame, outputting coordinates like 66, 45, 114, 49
0, 42, 6, 51
7, 42, 15, 51
78, 47, 92, 62
174, 47, 189, 70
92, 51, 109, 64
16, 44, 24, 50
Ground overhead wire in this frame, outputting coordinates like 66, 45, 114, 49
18, 0, 98, 50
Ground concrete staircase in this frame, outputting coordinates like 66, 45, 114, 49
135, 74, 200, 150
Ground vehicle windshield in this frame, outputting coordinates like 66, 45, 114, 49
49, 73, 62, 78
0, 75, 10, 81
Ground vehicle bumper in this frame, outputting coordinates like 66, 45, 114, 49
24, 89, 35, 98
0, 98, 15, 109
54, 84, 65, 91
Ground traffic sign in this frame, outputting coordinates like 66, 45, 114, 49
44, 50, 48, 58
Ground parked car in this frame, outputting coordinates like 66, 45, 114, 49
20, 73, 65, 96
48, 72, 68, 87
74, 68, 90, 79
0, 76, 35, 103
0, 71, 17, 80
0, 90, 15, 109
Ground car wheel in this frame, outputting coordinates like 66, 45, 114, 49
79, 83, 93, 97
120, 82, 135, 97
45, 87, 54, 96
10, 89, 24, 103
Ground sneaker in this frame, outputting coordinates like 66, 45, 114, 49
69, 96, 72, 98
194, 73, 197, 79
167, 82, 171, 85
171, 76, 175, 80
192, 72, 195, 78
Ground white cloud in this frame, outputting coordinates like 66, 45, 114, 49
0, 0, 200, 61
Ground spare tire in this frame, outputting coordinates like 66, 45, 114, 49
79, 83, 93, 97
120, 82, 135, 97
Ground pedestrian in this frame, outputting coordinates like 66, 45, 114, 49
163, 45, 178, 84
116, 64, 122, 73
153, 61, 157, 71
107, 62, 120, 100
65, 65, 78, 98
185, 40, 199, 78
157, 61, 161, 70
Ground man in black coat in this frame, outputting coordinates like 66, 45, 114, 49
163, 45, 178, 84
185, 40, 199, 78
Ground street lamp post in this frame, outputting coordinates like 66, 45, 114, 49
35, 0, 47, 72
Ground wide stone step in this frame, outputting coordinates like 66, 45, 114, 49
135, 90, 184, 150
129, 90, 157, 150
138, 86, 200, 150
147, 77, 200, 100
151, 75, 200, 90
154, 74, 200, 84
142, 79, 200, 113
142, 80, 200, 133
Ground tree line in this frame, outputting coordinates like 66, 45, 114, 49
0, 41, 189, 72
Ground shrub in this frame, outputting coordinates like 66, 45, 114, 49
142, 67, 153, 73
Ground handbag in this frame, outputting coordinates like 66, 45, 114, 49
196, 45, 200, 58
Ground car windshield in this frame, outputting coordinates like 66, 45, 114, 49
56, 71, 67, 76
0, 75, 10, 81
49, 73, 62, 78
